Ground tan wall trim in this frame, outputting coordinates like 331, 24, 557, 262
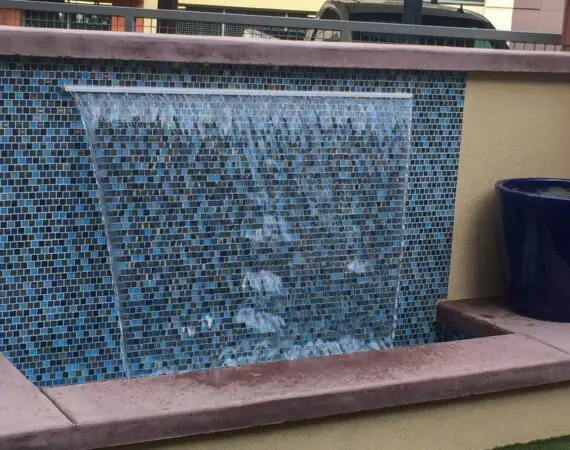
448, 72, 570, 300
115, 383, 570, 450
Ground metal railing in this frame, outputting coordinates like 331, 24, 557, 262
0, 0, 562, 50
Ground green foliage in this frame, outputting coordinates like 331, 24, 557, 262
495, 435, 570, 450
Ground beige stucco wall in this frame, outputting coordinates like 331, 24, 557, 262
117, 383, 570, 450
448, 72, 570, 301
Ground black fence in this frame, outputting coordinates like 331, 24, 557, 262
0, 0, 562, 50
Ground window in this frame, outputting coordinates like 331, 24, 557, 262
24, 10, 111, 30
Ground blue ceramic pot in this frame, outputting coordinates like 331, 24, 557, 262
496, 178, 570, 322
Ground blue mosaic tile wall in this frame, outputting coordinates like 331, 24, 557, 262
0, 56, 465, 386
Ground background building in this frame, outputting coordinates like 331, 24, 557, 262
1, 0, 561, 34
167, 0, 564, 33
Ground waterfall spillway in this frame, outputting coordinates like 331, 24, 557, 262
71, 89, 412, 377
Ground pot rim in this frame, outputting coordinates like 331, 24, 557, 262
496, 178, 570, 201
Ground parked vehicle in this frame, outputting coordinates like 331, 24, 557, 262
244, 0, 507, 49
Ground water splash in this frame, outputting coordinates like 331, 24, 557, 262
241, 271, 284, 295
347, 260, 369, 274
234, 308, 285, 334
71, 91, 412, 378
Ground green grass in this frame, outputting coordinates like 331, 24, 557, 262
495, 436, 570, 449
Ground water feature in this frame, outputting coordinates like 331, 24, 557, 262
69, 88, 412, 377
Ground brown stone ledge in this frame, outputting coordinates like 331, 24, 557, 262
2, 26, 570, 73
3, 332, 570, 449
437, 297, 570, 354
0, 355, 73, 450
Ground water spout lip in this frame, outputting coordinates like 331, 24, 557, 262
62, 85, 414, 99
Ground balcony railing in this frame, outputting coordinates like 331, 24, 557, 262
0, 0, 562, 50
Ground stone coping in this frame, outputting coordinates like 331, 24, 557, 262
0, 356, 73, 450
437, 297, 570, 354
2, 26, 570, 73
3, 329, 570, 449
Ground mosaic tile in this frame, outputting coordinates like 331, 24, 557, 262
436, 323, 475, 342
0, 57, 466, 386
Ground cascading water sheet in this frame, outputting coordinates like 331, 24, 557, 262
71, 89, 412, 377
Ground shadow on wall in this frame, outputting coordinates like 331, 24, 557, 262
467, 189, 508, 299
448, 181, 509, 301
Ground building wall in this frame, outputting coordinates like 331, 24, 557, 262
511, 0, 563, 33
115, 383, 570, 450
0, 8, 21, 27
448, 72, 570, 301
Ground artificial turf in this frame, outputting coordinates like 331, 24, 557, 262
495, 436, 570, 449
